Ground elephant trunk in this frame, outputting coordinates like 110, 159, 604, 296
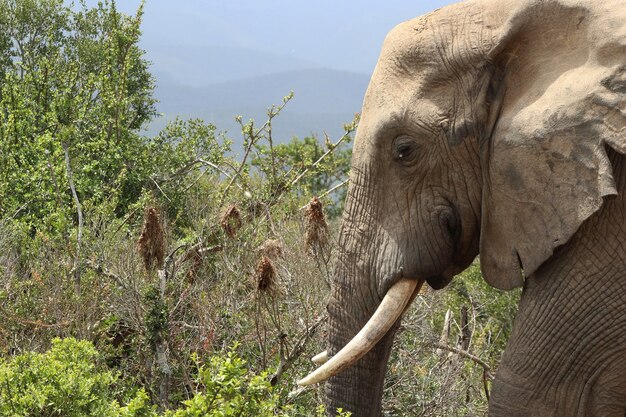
299, 279, 419, 387
313, 159, 419, 415
323, 281, 400, 417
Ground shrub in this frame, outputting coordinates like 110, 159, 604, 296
0, 337, 157, 417
165, 345, 280, 416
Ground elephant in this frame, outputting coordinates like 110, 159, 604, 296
298, 0, 626, 415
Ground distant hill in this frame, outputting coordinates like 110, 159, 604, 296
146, 68, 371, 148
144, 44, 320, 86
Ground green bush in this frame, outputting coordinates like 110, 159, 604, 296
0, 338, 157, 417
166, 344, 280, 417
0, 0, 157, 233
165, 344, 353, 416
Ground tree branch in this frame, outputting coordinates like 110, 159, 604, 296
427, 341, 495, 381
84, 259, 127, 290
220, 94, 292, 203
298, 179, 349, 211
289, 132, 350, 189
63, 142, 83, 294
150, 176, 172, 202
424, 341, 494, 401
269, 314, 327, 386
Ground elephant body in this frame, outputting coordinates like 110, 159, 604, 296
299, 0, 626, 415
490, 152, 626, 415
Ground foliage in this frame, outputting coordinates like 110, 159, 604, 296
144, 285, 169, 349
165, 345, 280, 417
146, 117, 233, 229
251, 115, 355, 217
440, 261, 520, 360
0, 337, 157, 417
0, 0, 156, 233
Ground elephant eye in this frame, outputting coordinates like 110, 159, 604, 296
392, 136, 418, 164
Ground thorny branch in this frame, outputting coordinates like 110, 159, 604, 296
157, 158, 244, 193
182, 159, 242, 193
150, 176, 172, 203
289, 130, 352, 189
83, 259, 145, 314
0, 304, 70, 329
84, 259, 127, 290
428, 342, 494, 381
298, 178, 349, 211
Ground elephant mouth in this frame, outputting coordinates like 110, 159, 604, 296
297, 277, 424, 387
426, 274, 452, 290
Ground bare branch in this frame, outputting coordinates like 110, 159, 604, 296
427, 342, 495, 381
298, 179, 349, 211
221, 94, 293, 203
84, 259, 127, 290
83, 259, 145, 314
150, 176, 172, 202
183, 159, 244, 193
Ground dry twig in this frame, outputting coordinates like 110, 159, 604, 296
426, 341, 494, 401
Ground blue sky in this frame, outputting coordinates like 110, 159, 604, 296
79, 1, 457, 139
92, 1, 456, 78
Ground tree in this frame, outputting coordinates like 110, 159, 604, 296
0, 0, 156, 233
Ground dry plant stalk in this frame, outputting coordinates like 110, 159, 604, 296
220, 204, 242, 238
137, 207, 165, 271
305, 197, 328, 250
255, 255, 277, 293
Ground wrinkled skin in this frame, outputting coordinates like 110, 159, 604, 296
323, 0, 626, 416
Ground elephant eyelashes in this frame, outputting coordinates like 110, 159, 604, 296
392, 136, 418, 164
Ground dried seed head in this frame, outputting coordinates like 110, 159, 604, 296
305, 197, 328, 250
181, 246, 203, 283
137, 207, 165, 271
255, 256, 276, 293
259, 239, 283, 260
220, 204, 242, 238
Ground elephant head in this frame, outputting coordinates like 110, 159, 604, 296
299, 0, 626, 415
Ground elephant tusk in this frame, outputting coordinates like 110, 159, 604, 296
297, 278, 420, 387
311, 350, 330, 365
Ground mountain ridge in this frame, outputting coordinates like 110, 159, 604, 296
148, 67, 370, 144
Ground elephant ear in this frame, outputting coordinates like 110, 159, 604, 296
479, 1, 626, 290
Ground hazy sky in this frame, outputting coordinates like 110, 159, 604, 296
79, 0, 458, 139
91, 1, 456, 77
